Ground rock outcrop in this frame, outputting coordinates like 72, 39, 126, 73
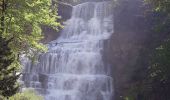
103, 0, 153, 99
41, 1, 73, 43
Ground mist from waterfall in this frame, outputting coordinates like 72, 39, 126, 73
22, 1, 114, 100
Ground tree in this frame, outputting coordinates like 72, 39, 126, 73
0, 0, 61, 97
145, 0, 170, 34
0, 36, 20, 97
124, 0, 170, 99
145, 0, 170, 99
148, 39, 170, 99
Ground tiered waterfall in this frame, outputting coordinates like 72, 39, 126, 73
22, 1, 114, 100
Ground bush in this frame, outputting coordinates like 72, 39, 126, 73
8, 89, 43, 100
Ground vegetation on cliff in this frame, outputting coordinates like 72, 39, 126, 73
124, 0, 170, 100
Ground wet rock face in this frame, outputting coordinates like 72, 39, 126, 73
42, 1, 73, 43
41, 26, 60, 43
57, 1, 73, 20
103, 0, 151, 99
114, 0, 147, 33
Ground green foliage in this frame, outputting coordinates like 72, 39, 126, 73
0, 37, 20, 97
150, 40, 170, 83
124, 97, 133, 100
128, 39, 170, 100
1, 0, 61, 55
145, 0, 170, 12
0, 0, 61, 98
145, 1, 170, 99
147, 39, 170, 97
145, 0, 170, 35
1, 89, 43, 100
9, 89, 43, 100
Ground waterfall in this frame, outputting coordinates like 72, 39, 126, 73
22, 1, 114, 100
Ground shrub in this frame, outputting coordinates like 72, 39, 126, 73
8, 89, 43, 100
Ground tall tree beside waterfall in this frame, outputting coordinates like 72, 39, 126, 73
145, 0, 170, 99
0, 0, 61, 97
124, 0, 170, 99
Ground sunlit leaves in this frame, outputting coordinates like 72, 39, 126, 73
8, 89, 43, 100
1, 0, 61, 56
0, 0, 60, 97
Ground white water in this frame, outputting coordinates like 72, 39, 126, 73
22, 1, 114, 100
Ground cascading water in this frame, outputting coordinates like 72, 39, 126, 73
22, 1, 114, 100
